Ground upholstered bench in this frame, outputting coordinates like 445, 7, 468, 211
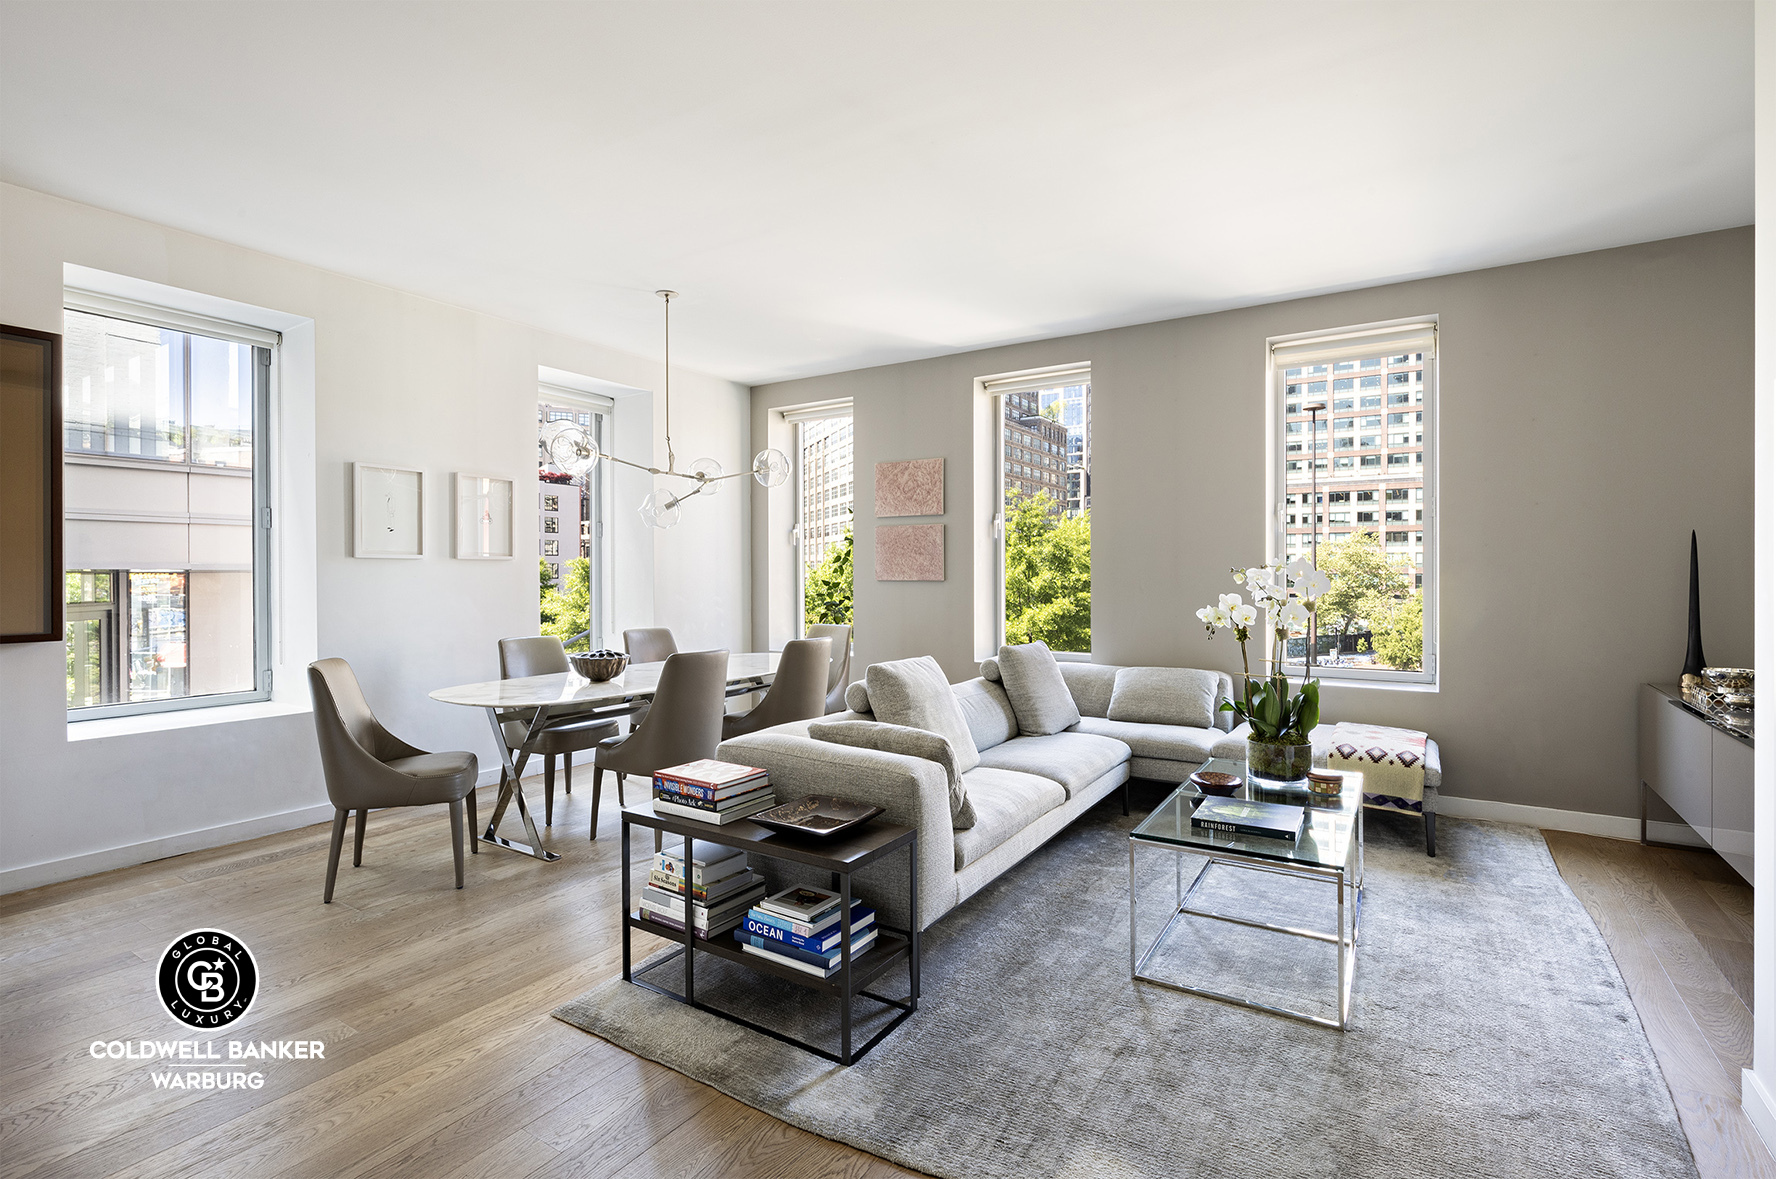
1210, 726, 1442, 856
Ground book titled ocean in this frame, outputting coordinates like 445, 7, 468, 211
743, 907, 876, 954
1190, 796, 1305, 842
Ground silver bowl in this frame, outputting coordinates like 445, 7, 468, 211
1702, 667, 1754, 693
569, 651, 629, 682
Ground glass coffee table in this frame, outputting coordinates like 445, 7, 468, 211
1129, 758, 1364, 1030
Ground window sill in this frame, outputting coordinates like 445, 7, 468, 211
1306, 676, 1440, 695
68, 698, 312, 742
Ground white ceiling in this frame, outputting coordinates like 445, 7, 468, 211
0, 1, 1752, 386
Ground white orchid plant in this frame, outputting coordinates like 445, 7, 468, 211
1195, 558, 1331, 743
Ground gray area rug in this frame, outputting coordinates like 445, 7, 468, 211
555, 798, 1698, 1179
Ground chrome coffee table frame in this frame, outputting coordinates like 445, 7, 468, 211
1129, 760, 1364, 1031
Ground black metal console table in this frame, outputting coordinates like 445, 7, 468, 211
620, 804, 920, 1065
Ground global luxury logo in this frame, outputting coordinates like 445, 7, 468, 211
156, 929, 257, 1029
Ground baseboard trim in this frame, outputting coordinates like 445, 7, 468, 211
1743, 1070, 1776, 1155
0, 802, 336, 895
1436, 794, 1707, 847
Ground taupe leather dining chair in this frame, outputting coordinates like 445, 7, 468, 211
498, 636, 622, 827
804, 623, 852, 713
623, 627, 679, 663
722, 637, 830, 740
591, 649, 729, 840
307, 658, 478, 903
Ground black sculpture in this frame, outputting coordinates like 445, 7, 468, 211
1683, 530, 1707, 678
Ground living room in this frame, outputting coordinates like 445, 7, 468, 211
1, 3, 1772, 1178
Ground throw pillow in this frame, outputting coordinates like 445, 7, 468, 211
996, 641, 1081, 736
979, 657, 1001, 682
1107, 666, 1219, 728
844, 681, 872, 714
809, 719, 976, 829
864, 656, 982, 772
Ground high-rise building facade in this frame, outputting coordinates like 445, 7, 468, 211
1282, 351, 1426, 587
1002, 390, 1070, 514
538, 402, 595, 581
1038, 382, 1092, 515
798, 415, 854, 574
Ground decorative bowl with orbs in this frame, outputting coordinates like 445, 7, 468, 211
569, 651, 629, 682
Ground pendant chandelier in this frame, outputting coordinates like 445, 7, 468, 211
540, 290, 788, 529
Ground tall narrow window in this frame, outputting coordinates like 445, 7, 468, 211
795, 411, 854, 632
984, 367, 1091, 654
1270, 322, 1435, 684
538, 388, 608, 650
62, 302, 273, 716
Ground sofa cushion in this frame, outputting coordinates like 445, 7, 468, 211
809, 719, 976, 828
845, 681, 871, 713
975, 732, 1130, 799
953, 678, 1018, 752
1074, 716, 1220, 765
1107, 667, 1219, 729
865, 656, 981, 772
1056, 662, 1118, 719
952, 767, 1066, 869
997, 642, 1082, 736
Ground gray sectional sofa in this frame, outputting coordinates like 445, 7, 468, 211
717, 654, 1439, 933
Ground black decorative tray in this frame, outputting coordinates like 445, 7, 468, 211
750, 794, 884, 839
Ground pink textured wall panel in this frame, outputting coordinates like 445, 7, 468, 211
875, 524, 945, 581
874, 457, 944, 517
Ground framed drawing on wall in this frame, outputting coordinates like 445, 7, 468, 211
1, 325, 63, 642
453, 473, 514, 559
354, 463, 425, 558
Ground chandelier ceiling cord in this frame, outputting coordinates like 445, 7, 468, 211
541, 290, 789, 529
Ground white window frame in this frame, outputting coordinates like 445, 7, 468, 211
63, 295, 277, 720
1268, 317, 1438, 687
786, 400, 853, 637
538, 382, 612, 651
981, 363, 1091, 659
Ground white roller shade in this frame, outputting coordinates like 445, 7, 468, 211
538, 382, 616, 413
981, 363, 1091, 396
65, 289, 282, 348
781, 398, 853, 423
1270, 323, 1436, 370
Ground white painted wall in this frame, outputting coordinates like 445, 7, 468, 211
1744, 0, 1776, 1152
0, 183, 751, 892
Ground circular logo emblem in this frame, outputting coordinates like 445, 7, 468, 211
157, 930, 257, 1028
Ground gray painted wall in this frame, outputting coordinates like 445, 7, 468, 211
750, 228, 1753, 819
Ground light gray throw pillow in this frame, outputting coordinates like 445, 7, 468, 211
1107, 666, 1219, 728
996, 641, 1081, 736
979, 657, 1001, 682
845, 681, 872, 713
864, 656, 982, 772
809, 719, 976, 829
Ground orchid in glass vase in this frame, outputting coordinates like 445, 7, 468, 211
1195, 558, 1332, 784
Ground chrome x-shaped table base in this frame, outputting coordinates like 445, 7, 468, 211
479, 705, 561, 862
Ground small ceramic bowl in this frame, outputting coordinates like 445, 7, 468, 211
1702, 667, 1755, 693
569, 651, 629, 682
1189, 770, 1242, 796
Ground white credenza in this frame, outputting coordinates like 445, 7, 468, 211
1637, 683, 1753, 884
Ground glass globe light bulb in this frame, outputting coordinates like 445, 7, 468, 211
689, 457, 724, 496
751, 447, 789, 488
544, 422, 600, 477
638, 490, 681, 530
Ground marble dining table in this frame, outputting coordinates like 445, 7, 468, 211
430, 651, 780, 861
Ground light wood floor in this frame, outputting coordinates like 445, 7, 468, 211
0, 780, 914, 1179
1544, 831, 1776, 1179
1, 783, 1769, 1178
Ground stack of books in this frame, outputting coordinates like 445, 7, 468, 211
651, 759, 776, 825
638, 847, 766, 939
734, 886, 877, 978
